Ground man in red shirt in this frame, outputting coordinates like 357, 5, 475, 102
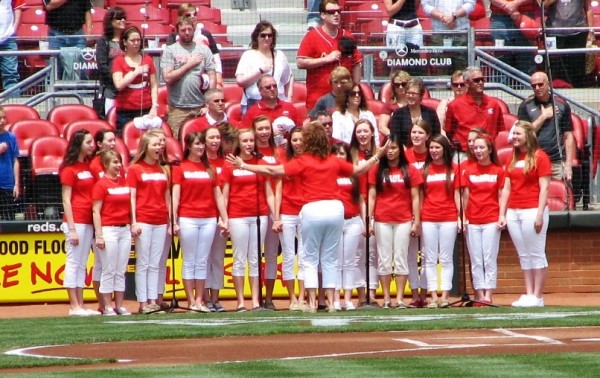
296, 0, 363, 111
184, 88, 237, 136
242, 75, 302, 128
444, 66, 504, 151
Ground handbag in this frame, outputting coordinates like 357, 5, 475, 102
92, 85, 106, 119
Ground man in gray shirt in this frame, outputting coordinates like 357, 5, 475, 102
161, 16, 216, 139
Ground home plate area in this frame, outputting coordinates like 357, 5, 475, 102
10, 327, 600, 365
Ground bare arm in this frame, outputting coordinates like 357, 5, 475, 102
172, 184, 181, 227
285, 75, 294, 101
85, 10, 92, 35
563, 131, 574, 181
352, 63, 362, 84
383, 0, 407, 17
410, 186, 421, 236
13, 8, 21, 31
149, 73, 158, 117
378, 113, 391, 137
296, 53, 339, 69
213, 186, 229, 232
535, 175, 550, 233
130, 187, 141, 237
62, 186, 79, 245
497, 177, 511, 229
44, 0, 68, 12
112, 67, 144, 92
13, 158, 20, 199
92, 200, 104, 249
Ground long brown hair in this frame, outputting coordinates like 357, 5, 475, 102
422, 134, 454, 195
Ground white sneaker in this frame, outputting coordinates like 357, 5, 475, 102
345, 302, 356, 311
102, 308, 117, 316
534, 297, 544, 307
115, 307, 131, 316
86, 308, 101, 316
192, 304, 211, 313
333, 301, 342, 311
511, 295, 530, 307
69, 308, 90, 317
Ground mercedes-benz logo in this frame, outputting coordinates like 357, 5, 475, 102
395, 43, 409, 57
81, 48, 96, 61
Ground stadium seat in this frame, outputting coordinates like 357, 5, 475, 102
157, 85, 169, 119
496, 146, 513, 165
47, 104, 99, 136
196, 21, 227, 40
118, 4, 169, 23
225, 103, 243, 125
110, 0, 161, 6
114, 137, 131, 170
495, 97, 511, 115
165, 136, 184, 162
2, 105, 40, 127
179, 118, 205, 143
222, 83, 244, 106
29, 136, 68, 213
343, 2, 385, 32
293, 102, 308, 123
63, 120, 115, 142
420, 97, 440, 110
20, 7, 45, 24
107, 106, 117, 128
494, 130, 511, 150
359, 82, 375, 102
379, 82, 392, 103
502, 113, 518, 132
547, 179, 574, 211
291, 82, 307, 104
122, 120, 173, 156
9, 120, 59, 157
366, 100, 389, 116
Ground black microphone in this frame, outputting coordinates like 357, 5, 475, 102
160, 160, 181, 166
452, 141, 462, 153
252, 151, 264, 159
364, 149, 373, 159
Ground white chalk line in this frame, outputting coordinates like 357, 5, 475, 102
5, 344, 132, 363
492, 328, 564, 345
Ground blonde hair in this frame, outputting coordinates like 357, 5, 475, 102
508, 120, 539, 174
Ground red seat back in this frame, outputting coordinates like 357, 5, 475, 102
47, 104, 99, 136
9, 119, 59, 156
30, 136, 68, 176
63, 120, 115, 142
3, 105, 40, 127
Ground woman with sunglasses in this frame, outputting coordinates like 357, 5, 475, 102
236, 21, 293, 113
112, 26, 159, 135
390, 78, 441, 148
96, 7, 126, 117
378, 70, 411, 138
332, 83, 379, 147
437, 70, 467, 126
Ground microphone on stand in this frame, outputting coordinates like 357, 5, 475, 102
160, 160, 181, 166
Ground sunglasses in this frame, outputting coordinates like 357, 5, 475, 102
531, 83, 545, 88
321, 121, 333, 127
324, 8, 342, 15
212, 99, 225, 103
470, 77, 485, 84
350, 90, 362, 97
451, 82, 466, 88
259, 33, 274, 39
185, 12, 196, 17
393, 82, 407, 88
261, 84, 277, 90
113, 16, 127, 21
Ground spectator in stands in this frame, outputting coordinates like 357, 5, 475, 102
421, 0, 475, 74
332, 83, 379, 146
444, 66, 504, 153
383, 0, 423, 49
517, 71, 574, 181
184, 89, 234, 135
545, 0, 594, 87
309, 66, 353, 119
498, 120, 551, 308
314, 110, 340, 144
236, 21, 294, 114
436, 70, 467, 126
297, 0, 363, 111
390, 78, 442, 148
378, 70, 411, 138
489, 0, 536, 75
162, 16, 216, 140
112, 26, 158, 135
0, 106, 20, 220
166, 3, 223, 88
242, 75, 302, 129
96, 7, 126, 117
0, 0, 23, 96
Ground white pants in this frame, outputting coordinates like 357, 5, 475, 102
506, 207, 549, 270
375, 221, 412, 276
179, 217, 217, 280
408, 235, 427, 289
422, 221, 457, 292
99, 225, 131, 293
466, 222, 501, 290
206, 229, 227, 289
337, 216, 361, 291
63, 223, 94, 288
264, 215, 280, 280
386, 22, 424, 48
92, 243, 103, 281
134, 223, 167, 302
355, 233, 379, 290
279, 214, 303, 281
300, 200, 344, 289
230, 216, 267, 277
157, 234, 171, 296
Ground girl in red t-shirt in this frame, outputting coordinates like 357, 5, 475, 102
222, 128, 275, 311
112, 26, 158, 135
421, 134, 460, 308
405, 119, 430, 307
127, 130, 169, 314
499, 121, 551, 308
173, 131, 229, 313
60, 129, 97, 316
252, 116, 281, 310
91, 150, 132, 316
273, 127, 305, 311
368, 134, 423, 309
463, 133, 505, 306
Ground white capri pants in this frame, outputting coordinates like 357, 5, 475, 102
279, 214, 303, 281
92, 243, 103, 281
466, 222, 501, 290
264, 215, 281, 280
506, 207, 549, 270
422, 221, 457, 292
157, 233, 171, 296
206, 229, 227, 290
337, 215, 361, 291
230, 216, 268, 277
355, 232, 379, 290
375, 221, 412, 276
135, 223, 168, 302
99, 225, 131, 293
300, 200, 344, 289
63, 223, 94, 288
408, 234, 427, 289
178, 217, 217, 280
386, 22, 424, 48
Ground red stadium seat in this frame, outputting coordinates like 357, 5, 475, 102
2, 105, 40, 127
20, 7, 46, 24
122, 120, 173, 156
29, 136, 68, 208
165, 136, 184, 162
157, 85, 169, 119
420, 97, 440, 110
118, 4, 169, 23
47, 104, 99, 136
502, 113, 518, 132
497, 146, 513, 166
359, 82, 375, 102
494, 130, 511, 150
379, 82, 392, 103
343, 2, 385, 32
114, 137, 131, 170
107, 106, 117, 128
9, 120, 59, 157
63, 120, 115, 142
495, 97, 511, 115
225, 103, 243, 125
366, 100, 389, 116
291, 82, 307, 104
222, 83, 244, 105
547, 179, 574, 211
293, 102, 308, 123
179, 118, 202, 143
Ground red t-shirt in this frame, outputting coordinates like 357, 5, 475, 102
92, 176, 132, 225
208, 155, 226, 186
506, 149, 552, 209
242, 100, 302, 128
221, 157, 269, 218
278, 154, 304, 216
405, 147, 427, 171
421, 163, 460, 222
462, 162, 505, 224
368, 164, 423, 223
127, 161, 168, 225
297, 27, 363, 110
112, 54, 156, 111
337, 176, 360, 218
172, 160, 218, 219
60, 162, 95, 224
284, 154, 354, 203
444, 93, 503, 150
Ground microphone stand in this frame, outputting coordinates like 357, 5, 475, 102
252, 151, 269, 311
361, 149, 377, 309
445, 144, 497, 308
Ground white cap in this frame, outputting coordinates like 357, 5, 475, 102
133, 115, 163, 130
272, 116, 296, 135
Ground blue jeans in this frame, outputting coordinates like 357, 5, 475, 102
49, 28, 86, 79
0, 37, 20, 97
490, 14, 534, 75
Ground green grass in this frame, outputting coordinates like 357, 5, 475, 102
2, 306, 600, 373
